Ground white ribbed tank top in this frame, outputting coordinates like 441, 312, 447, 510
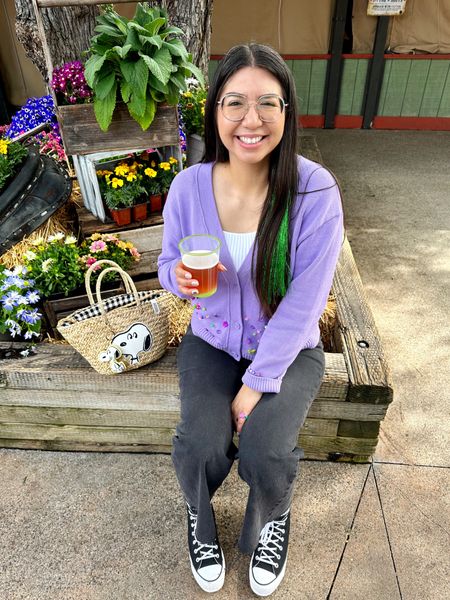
223, 230, 256, 272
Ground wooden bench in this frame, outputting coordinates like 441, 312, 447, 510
0, 136, 393, 462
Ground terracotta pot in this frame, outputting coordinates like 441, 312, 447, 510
149, 194, 162, 213
110, 207, 132, 226
132, 201, 148, 222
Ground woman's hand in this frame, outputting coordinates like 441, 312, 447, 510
231, 384, 263, 434
174, 260, 227, 297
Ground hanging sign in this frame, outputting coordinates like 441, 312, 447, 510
367, 0, 407, 16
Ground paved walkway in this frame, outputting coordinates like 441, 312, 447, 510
1, 129, 449, 599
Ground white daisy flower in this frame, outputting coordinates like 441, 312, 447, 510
64, 235, 77, 245
42, 258, 54, 272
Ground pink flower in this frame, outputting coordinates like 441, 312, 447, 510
90, 240, 107, 252
86, 256, 97, 266
129, 247, 140, 258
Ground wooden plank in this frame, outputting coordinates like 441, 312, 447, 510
308, 60, 328, 115
352, 59, 369, 115
38, 0, 131, 6
377, 59, 392, 116
292, 60, 312, 114
57, 103, 179, 155
437, 63, 450, 117
338, 59, 359, 115
0, 422, 378, 456
0, 438, 371, 461
0, 345, 348, 400
76, 204, 164, 236
381, 59, 411, 116
401, 60, 431, 117
419, 60, 450, 117
332, 237, 393, 405
0, 411, 339, 437
0, 393, 387, 421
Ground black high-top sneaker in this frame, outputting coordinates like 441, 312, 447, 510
186, 504, 225, 593
249, 509, 291, 597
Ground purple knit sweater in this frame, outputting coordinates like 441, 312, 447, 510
157, 156, 344, 393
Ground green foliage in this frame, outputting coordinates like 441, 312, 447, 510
0, 139, 28, 193
179, 81, 207, 137
84, 3, 204, 131
23, 234, 85, 297
22, 232, 141, 296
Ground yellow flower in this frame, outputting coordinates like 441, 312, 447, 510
0, 139, 9, 155
169, 157, 178, 164
201, 107, 205, 116
91, 233, 102, 240
111, 177, 124, 188
151, 161, 156, 167
144, 168, 157, 178
115, 164, 129, 176
126, 173, 137, 182
117, 241, 127, 250
183, 91, 193, 98
159, 162, 170, 171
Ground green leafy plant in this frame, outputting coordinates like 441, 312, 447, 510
97, 161, 146, 209
22, 232, 141, 297
179, 79, 207, 137
0, 138, 28, 193
156, 156, 179, 193
79, 233, 140, 282
84, 2, 204, 131
23, 233, 84, 297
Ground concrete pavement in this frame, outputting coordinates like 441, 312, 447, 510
1, 129, 449, 599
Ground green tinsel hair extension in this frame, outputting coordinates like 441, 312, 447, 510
264, 196, 292, 306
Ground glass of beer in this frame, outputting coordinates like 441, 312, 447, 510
179, 234, 221, 297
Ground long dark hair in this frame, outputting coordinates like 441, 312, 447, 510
203, 43, 299, 318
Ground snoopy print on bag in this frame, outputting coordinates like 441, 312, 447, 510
98, 322, 153, 373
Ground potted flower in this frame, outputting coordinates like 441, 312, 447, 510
22, 232, 141, 338
97, 162, 146, 226
157, 156, 179, 205
179, 79, 207, 166
51, 60, 93, 106
0, 265, 42, 342
23, 233, 84, 298
0, 137, 28, 195
84, 3, 204, 132
141, 164, 163, 213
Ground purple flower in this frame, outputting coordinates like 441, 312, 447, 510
1, 290, 23, 310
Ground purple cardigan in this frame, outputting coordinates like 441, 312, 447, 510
157, 156, 344, 393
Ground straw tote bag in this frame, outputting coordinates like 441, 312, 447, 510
57, 259, 170, 375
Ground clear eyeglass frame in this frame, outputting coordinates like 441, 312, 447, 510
216, 93, 289, 122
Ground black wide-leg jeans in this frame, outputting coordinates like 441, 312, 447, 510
172, 327, 325, 555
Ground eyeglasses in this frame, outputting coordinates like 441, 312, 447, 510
217, 93, 288, 122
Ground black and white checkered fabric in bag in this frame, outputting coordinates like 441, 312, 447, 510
57, 260, 171, 375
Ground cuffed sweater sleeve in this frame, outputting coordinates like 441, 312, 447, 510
157, 174, 188, 298
242, 169, 344, 393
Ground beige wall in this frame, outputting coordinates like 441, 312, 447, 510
211, 0, 335, 54
353, 0, 450, 54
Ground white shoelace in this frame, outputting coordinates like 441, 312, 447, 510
255, 513, 289, 568
188, 510, 220, 563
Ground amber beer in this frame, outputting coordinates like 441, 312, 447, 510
179, 234, 221, 298
182, 251, 219, 297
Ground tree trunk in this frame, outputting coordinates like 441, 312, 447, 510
14, 1, 99, 81
162, 0, 214, 81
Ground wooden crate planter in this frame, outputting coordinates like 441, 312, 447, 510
57, 103, 180, 156
0, 237, 393, 462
